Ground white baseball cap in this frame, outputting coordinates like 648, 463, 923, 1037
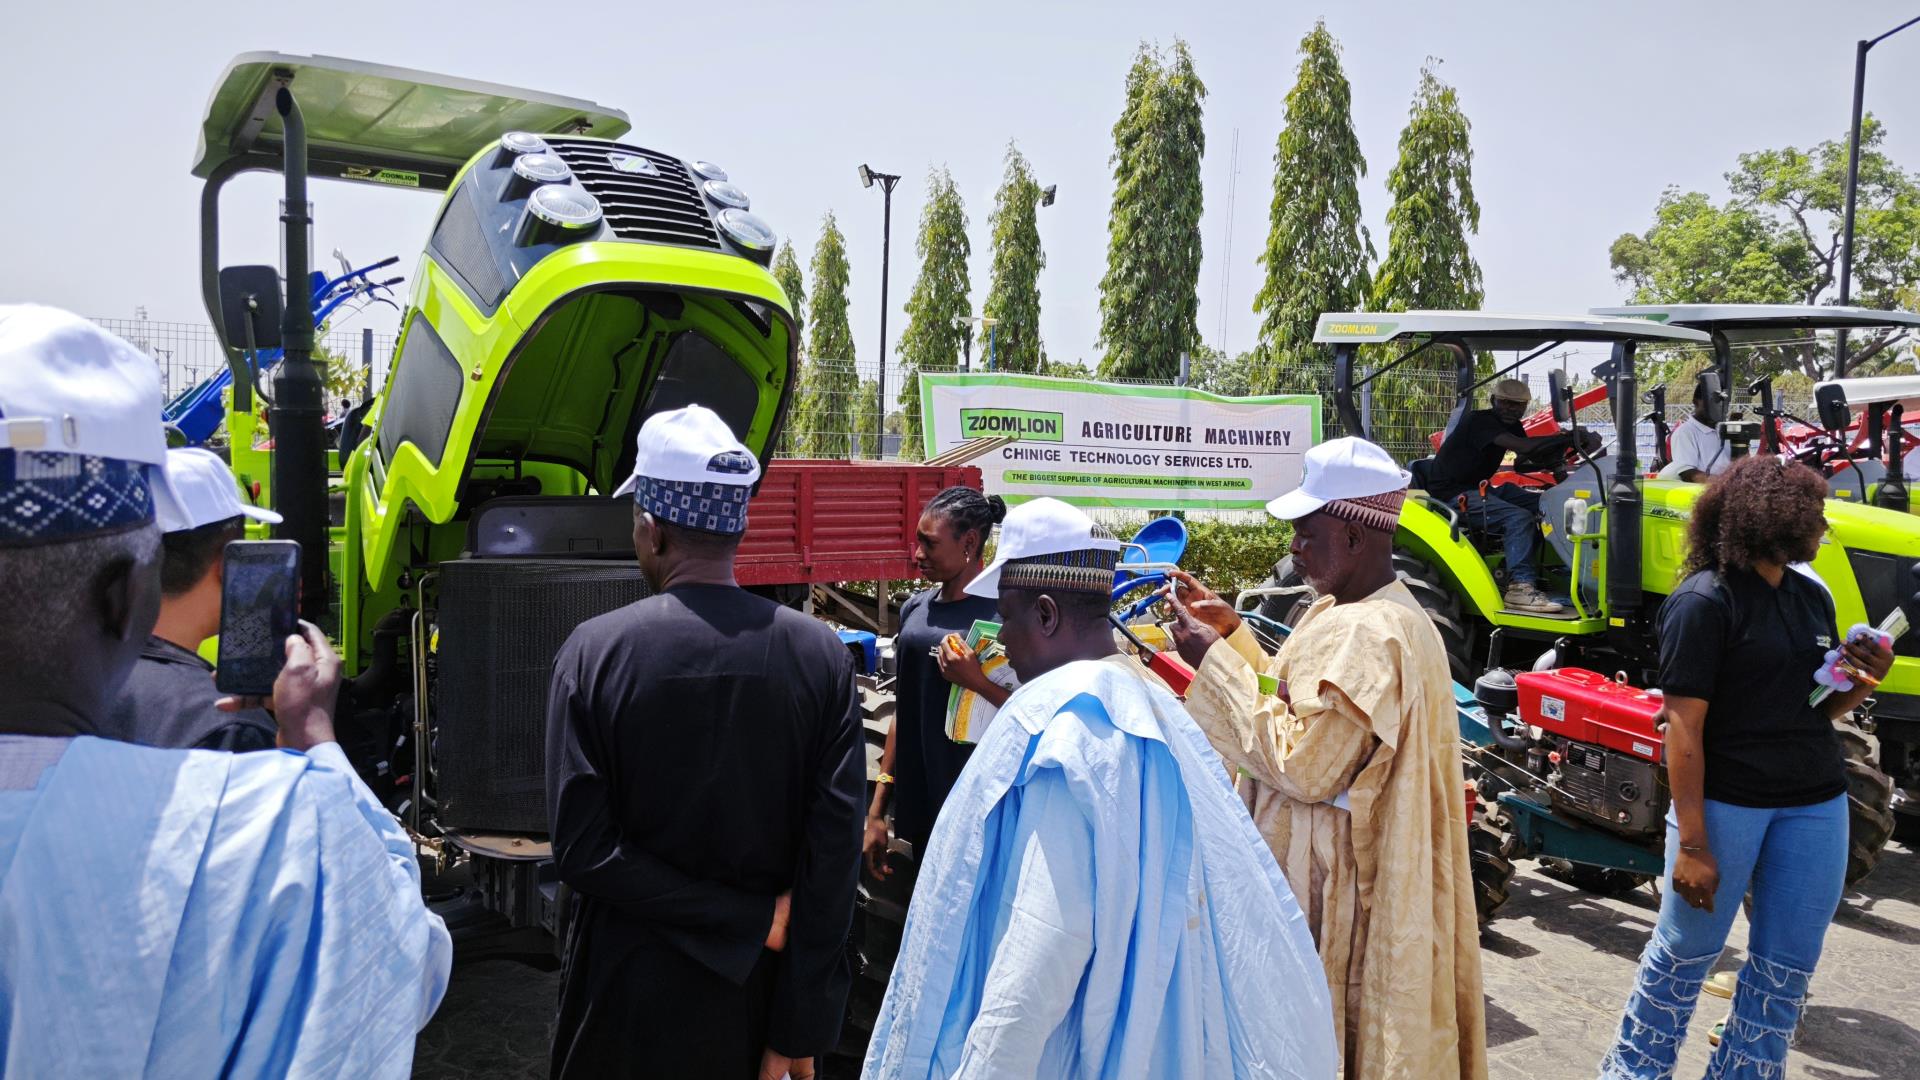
153, 447, 282, 533
613, 405, 763, 495
965, 496, 1122, 599
0, 304, 183, 544
1265, 437, 1411, 521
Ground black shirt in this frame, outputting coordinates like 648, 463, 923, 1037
100, 636, 277, 752
1657, 567, 1847, 807
1428, 409, 1527, 500
890, 587, 1000, 855
545, 584, 863, 1065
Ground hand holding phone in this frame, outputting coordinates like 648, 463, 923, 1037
217, 621, 340, 751
214, 541, 300, 697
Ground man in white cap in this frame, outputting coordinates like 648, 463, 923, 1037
1427, 378, 1596, 614
0, 304, 450, 1075
1167, 437, 1486, 1080
545, 405, 862, 1080
101, 446, 283, 751
863, 496, 1337, 1079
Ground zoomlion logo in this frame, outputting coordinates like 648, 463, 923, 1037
1319, 320, 1396, 339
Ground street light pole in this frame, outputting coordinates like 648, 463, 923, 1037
859, 163, 902, 457
1835, 14, 1920, 377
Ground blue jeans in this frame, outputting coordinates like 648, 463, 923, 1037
1458, 484, 1542, 585
1599, 793, 1847, 1079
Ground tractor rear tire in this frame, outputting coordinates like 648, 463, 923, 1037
1838, 726, 1895, 886
1468, 802, 1520, 923
1543, 860, 1654, 897
1250, 552, 1473, 685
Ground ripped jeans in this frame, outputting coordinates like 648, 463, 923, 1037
1599, 793, 1847, 1079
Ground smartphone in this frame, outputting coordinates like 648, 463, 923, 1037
215, 540, 301, 696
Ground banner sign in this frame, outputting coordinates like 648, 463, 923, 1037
920, 373, 1321, 510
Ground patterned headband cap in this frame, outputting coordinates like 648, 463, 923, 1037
1318, 488, 1406, 533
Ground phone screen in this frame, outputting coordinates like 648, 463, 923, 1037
215, 540, 301, 696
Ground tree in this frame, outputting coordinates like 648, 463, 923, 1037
1610, 116, 1920, 376
1098, 39, 1208, 381
1251, 21, 1373, 394
981, 144, 1047, 375
1187, 343, 1256, 398
771, 239, 808, 343
897, 167, 973, 458
1373, 62, 1483, 314
797, 212, 856, 457
1371, 62, 1483, 452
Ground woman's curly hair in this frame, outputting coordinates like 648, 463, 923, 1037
1683, 455, 1829, 578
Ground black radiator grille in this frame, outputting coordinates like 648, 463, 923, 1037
544, 138, 721, 250
1847, 549, 1920, 659
436, 560, 652, 833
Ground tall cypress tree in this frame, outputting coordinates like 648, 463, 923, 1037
1097, 39, 1208, 381
771, 239, 808, 342
1373, 63, 1483, 312
898, 167, 973, 457
981, 144, 1046, 374
798, 211, 856, 458
1371, 62, 1484, 451
1252, 21, 1373, 393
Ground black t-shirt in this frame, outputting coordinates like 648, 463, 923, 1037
890, 587, 999, 854
1428, 410, 1527, 500
100, 636, 277, 752
1656, 567, 1847, 807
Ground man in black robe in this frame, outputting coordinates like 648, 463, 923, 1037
545, 405, 863, 1080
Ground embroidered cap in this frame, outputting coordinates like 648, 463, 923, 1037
0, 304, 181, 547
965, 497, 1123, 599
1265, 437, 1410, 533
153, 447, 282, 533
614, 405, 761, 535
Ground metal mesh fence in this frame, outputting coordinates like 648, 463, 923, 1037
93, 317, 399, 413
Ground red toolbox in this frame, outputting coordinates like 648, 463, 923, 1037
1515, 668, 1665, 762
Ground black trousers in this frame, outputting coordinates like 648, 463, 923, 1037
551, 903, 775, 1080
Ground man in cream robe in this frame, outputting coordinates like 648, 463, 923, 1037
1169, 437, 1486, 1080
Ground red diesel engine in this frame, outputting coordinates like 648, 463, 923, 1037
1514, 668, 1668, 839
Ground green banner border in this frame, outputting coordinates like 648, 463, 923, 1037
918, 372, 1323, 510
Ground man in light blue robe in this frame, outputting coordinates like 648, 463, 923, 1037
863, 498, 1337, 1079
0, 305, 452, 1078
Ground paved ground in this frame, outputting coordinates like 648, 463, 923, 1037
415, 837, 1920, 1079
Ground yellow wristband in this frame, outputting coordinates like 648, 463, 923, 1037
875, 773, 896, 786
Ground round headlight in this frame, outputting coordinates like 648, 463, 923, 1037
608, 152, 658, 176
512, 153, 572, 185
717, 207, 775, 252
526, 184, 602, 230
703, 180, 750, 210
691, 160, 728, 181
499, 131, 549, 156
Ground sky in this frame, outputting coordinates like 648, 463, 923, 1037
6, 0, 1920, 384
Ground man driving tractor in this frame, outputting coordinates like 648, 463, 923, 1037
1425, 378, 1601, 614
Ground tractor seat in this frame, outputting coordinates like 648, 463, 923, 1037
1407, 456, 1437, 492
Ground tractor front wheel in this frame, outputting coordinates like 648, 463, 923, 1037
1838, 725, 1895, 886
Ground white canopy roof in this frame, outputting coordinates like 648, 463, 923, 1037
1814, 374, 1920, 411
1591, 304, 1920, 334
1312, 310, 1711, 349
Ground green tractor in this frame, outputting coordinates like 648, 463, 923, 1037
1259, 311, 1919, 918
193, 53, 797, 945
1590, 304, 1920, 512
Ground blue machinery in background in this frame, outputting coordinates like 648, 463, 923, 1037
164, 255, 401, 445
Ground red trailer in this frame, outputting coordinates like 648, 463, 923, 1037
738, 459, 984, 586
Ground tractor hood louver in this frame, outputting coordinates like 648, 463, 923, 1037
542, 138, 722, 251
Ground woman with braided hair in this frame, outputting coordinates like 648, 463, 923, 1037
1601, 455, 1893, 1079
864, 486, 1007, 875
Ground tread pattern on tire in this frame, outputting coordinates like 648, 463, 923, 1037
1837, 726, 1895, 885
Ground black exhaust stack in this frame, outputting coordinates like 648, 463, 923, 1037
268, 88, 331, 624
1607, 341, 1643, 625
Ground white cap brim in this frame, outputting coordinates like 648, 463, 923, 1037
1264, 487, 1330, 522
964, 557, 1008, 599
241, 503, 283, 525
612, 474, 638, 498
